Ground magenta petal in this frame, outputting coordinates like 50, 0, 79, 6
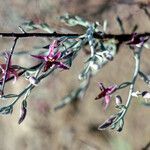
0, 64, 6, 73
11, 70, 18, 84
104, 95, 111, 109
48, 45, 54, 57
31, 54, 46, 60
0, 53, 19, 84
48, 40, 57, 57
98, 82, 105, 91
0, 64, 18, 83
53, 52, 61, 60
95, 90, 107, 100
4, 52, 10, 61
0, 64, 7, 80
54, 62, 69, 69
4, 52, 13, 66
107, 85, 117, 94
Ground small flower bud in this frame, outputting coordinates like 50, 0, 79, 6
115, 95, 122, 106
18, 100, 27, 124
98, 115, 116, 130
117, 126, 123, 132
103, 52, 113, 61
29, 76, 39, 86
141, 91, 150, 99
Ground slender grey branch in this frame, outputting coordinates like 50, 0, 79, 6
112, 45, 143, 127
116, 16, 125, 33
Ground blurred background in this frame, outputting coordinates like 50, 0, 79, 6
0, 0, 150, 150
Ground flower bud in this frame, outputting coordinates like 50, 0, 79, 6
18, 100, 27, 124
103, 52, 113, 61
141, 91, 150, 99
29, 76, 39, 86
115, 95, 122, 106
98, 115, 116, 130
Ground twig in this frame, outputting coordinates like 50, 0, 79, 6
18, 26, 26, 33
139, 3, 150, 20
0, 32, 149, 44
142, 142, 150, 150
124, 46, 142, 114
113, 44, 143, 125
139, 71, 150, 85
116, 16, 125, 33
1, 37, 18, 95
0, 32, 79, 38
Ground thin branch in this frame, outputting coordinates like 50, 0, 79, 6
142, 142, 150, 150
139, 3, 150, 20
0, 32, 149, 44
139, 70, 150, 85
116, 16, 125, 33
18, 26, 26, 33
113, 44, 143, 126
124, 47, 141, 111
0, 32, 79, 38
1, 37, 18, 95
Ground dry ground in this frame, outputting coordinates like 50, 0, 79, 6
0, 0, 150, 150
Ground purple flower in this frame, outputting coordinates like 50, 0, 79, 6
31, 40, 69, 72
127, 33, 149, 47
0, 52, 18, 84
95, 83, 117, 109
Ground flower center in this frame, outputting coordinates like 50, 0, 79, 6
48, 58, 55, 62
